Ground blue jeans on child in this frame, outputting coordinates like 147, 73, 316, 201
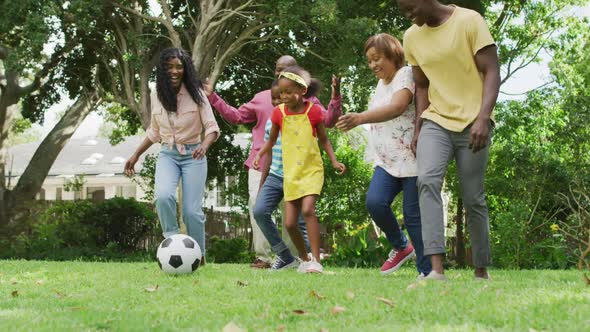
365, 166, 431, 274
253, 173, 310, 258
155, 143, 207, 256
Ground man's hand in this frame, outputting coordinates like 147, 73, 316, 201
331, 75, 341, 98
252, 154, 261, 170
469, 117, 490, 153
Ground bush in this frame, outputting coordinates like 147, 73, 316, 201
207, 236, 253, 263
324, 221, 389, 268
491, 202, 570, 269
1, 198, 159, 261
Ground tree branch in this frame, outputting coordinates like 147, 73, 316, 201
110, 0, 165, 24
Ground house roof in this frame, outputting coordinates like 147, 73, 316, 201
6, 133, 253, 178
5, 136, 161, 177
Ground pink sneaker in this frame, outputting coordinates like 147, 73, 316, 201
380, 243, 415, 275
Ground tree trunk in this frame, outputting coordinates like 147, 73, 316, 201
11, 90, 100, 203
1, 90, 99, 230
455, 198, 466, 267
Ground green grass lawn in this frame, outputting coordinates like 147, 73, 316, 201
1, 260, 588, 331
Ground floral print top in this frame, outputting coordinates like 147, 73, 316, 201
366, 66, 417, 178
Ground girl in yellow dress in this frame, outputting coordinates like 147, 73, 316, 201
254, 66, 345, 273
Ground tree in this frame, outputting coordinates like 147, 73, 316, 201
0, 0, 108, 228
442, 0, 590, 266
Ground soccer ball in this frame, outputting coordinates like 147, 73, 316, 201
156, 234, 202, 274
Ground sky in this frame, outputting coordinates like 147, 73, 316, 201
36, 3, 590, 140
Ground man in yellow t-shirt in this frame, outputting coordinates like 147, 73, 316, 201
397, 0, 500, 281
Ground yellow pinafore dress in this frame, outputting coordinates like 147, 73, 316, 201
279, 103, 324, 201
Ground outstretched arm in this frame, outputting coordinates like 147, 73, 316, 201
203, 79, 258, 125
336, 88, 413, 131
124, 137, 154, 177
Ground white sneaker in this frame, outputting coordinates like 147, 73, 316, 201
424, 270, 447, 281
297, 260, 309, 273
305, 258, 323, 273
416, 272, 426, 280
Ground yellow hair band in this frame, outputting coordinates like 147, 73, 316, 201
279, 72, 308, 88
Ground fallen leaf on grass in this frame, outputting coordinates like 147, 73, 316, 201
292, 309, 307, 315
66, 307, 86, 311
276, 325, 286, 332
583, 273, 590, 285
346, 291, 355, 300
144, 285, 159, 292
11, 290, 18, 297
54, 289, 65, 298
376, 297, 395, 307
309, 289, 325, 300
406, 280, 426, 290
237, 280, 249, 287
36, 280, 44, 285
330, 306, 346, 315
222, 321, 246, 332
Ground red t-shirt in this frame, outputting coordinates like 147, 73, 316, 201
270, 102, 324, 137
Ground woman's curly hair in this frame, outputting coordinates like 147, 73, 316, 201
156, 48, 205, 113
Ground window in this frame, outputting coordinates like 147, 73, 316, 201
37, 188, 46, 200
87, 187, 105, 202
216, 179, 226, 207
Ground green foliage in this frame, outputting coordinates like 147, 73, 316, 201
207, 236, 253, 263
63, 175, 86, 193
134, 153, 158, 202
491, 202, 569, 269
317, 130, 373, 225
1, 198, 158, 261
325, 221, 389, 268
100, 103, 144, 146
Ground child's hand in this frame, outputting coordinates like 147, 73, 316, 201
333, 161, 346, 175
252, 154, 261, 170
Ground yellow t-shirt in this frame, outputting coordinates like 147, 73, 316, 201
403, 6, 495, 132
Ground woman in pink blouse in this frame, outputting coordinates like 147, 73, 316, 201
125, 48, 220, 264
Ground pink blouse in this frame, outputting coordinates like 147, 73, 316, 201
147, 84, 220, 154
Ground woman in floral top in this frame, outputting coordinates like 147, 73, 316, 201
336, 33, 431, 278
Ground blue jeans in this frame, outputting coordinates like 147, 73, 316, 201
366, 166, 431, 274
155, 144, 207, 255
253, 174, 310, 258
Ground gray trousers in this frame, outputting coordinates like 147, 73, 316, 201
416, 120, 492, 267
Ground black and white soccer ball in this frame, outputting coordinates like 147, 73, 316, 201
156, 234, 202, 274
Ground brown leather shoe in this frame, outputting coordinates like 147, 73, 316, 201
250, 258, 271, 269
